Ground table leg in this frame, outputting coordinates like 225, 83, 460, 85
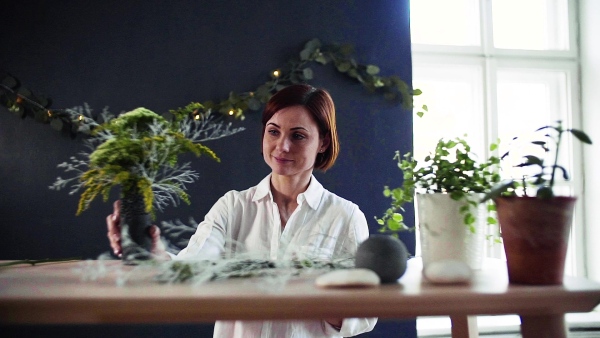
450, 315, 478, 338
520, 314, 567, 338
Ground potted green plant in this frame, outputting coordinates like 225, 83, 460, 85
51, 104, 243, 263
378, 137, 501, 278
481, 120, 592, 285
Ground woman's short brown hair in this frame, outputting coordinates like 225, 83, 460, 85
262, 84, 340, 171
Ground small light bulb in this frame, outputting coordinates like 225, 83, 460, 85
15, 96, 23, 104
194, 114, 200, 120
47, 110, 52, 117
228, 110, 234, 116
78, 115, 84, 121
273, 70, 280, 78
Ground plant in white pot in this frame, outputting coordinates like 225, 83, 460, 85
481, 120, 592, 285
50, 104, 243, 263
378, 137, 501, 282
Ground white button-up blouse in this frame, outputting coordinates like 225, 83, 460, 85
176, 174, 377, 337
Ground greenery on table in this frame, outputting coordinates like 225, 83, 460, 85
157, 258, 354, 284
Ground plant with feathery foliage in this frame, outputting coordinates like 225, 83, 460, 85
51, 104, 244, 217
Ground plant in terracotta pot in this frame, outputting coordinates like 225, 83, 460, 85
481, 120, 592, 285
378, 137, 501, 281
51, 104, 243, 263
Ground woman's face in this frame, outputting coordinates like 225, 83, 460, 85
262, 105, 329, 179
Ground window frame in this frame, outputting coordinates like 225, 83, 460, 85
410, 0, 587, 278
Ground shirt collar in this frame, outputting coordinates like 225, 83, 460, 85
252, 174, 324, 210
253, 175, 273, 202
302, 175, 324, 210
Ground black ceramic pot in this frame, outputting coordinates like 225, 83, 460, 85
120, 190, 153, 263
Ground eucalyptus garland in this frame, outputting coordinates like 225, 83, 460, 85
0, 38, 421, 138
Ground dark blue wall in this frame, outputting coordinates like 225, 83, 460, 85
0, 1, 415, 337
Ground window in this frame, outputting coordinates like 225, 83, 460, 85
410, 0, 585, 276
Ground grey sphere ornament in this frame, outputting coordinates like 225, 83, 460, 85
355, 235, 409, 283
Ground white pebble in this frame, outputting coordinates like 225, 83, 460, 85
315, 269, 381, 288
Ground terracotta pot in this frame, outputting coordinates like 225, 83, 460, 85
120, 190, 153, 263
495, 196, 576, 285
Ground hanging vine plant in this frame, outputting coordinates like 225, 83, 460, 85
0, 38, 423, 137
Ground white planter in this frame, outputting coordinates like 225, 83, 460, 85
416, 193, 486, 271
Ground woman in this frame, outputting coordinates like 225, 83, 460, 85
107, 84, 377, 337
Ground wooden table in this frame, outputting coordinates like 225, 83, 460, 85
1, 258, 599, 338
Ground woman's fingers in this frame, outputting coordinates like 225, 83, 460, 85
148, 225, 170, 260
112, 200, 121, 219
107, 200, 122, 257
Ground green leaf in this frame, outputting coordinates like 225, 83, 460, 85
347, 69, 359, 79
366, 65, 380, 75
336, 62, 351, 73
386, 218, 400, 231
450, 191, 463, 200
392, 213, 404, 222
302, 68, 313, 80
384, 92, 397, 100
1, 75, 18, 88
17, 87, 32, 97
50, 118, 63, 131
247, 98, 261, 111
255, 84, 271, 99
299, 48, 312, 61
555, 165, 569, 180
304, 38, 321, 52
339, 43, 354, 56
569, 129, 593, 144
315, 54, 328, 65
416, 111, 424, 118
536, 186, 554, 199
522, 155, 543, 166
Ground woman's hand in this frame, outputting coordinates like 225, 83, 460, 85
106, 200, 123, 258
106, 200, 170, 260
